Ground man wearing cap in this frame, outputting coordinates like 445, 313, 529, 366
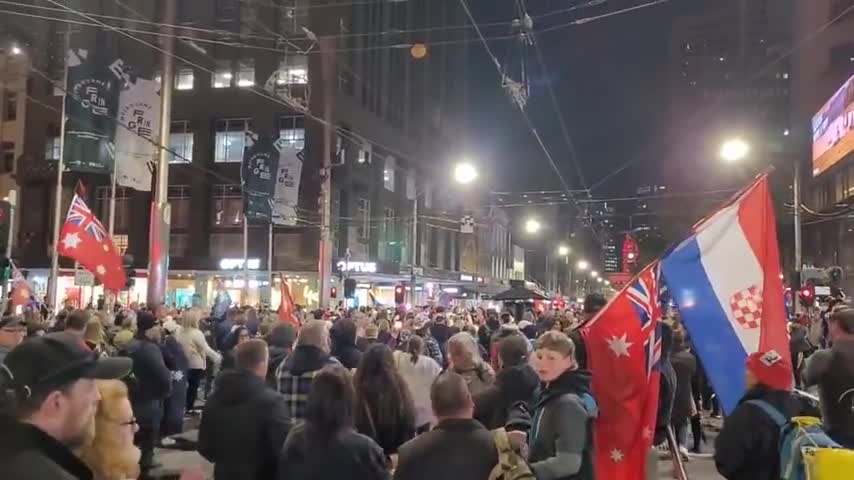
0, 315, 26, 364
714, 350, 800, 480
0, 333, 132, 479
803, 307, 854, 447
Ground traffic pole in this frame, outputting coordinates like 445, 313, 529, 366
48, 30, 71, 311
794, 159, 802, 315
410, 195, 418, 306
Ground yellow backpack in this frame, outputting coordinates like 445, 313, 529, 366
488, 428, 536, 480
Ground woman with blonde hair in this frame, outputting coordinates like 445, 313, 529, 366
84, 320, 114, 357
448, 331, 495, 396
79, 380, 141, 480
178, 309, 221, 413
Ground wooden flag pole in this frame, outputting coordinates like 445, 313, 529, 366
667, 425, 690, 480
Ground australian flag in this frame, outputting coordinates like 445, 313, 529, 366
582, 262, 662, 479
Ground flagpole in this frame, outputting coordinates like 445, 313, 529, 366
106, 169, 117, 313
243, 219, 249, 305
48, 32, 71, 312
267, 221, 273, 305
666, 425, 690, 480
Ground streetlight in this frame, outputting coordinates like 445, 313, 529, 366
720, 138, 750, 162
558, 245, 570, 256
577, 260, 589, 271
524, 218, 541, 234
10, 45, 21, 56
453, 162, 478, 184
597, 277, 603, 283
604, 280, 611, 286
591, 270, 599, 278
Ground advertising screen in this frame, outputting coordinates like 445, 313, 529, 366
812, 73, 854, 177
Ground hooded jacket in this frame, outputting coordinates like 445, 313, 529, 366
331, 320, 363, 369
714, 385, 801, 480
0, 419, 93, 480
199, 368, 291, 480
527, 369, 597, 480
473, 363, 540, 430
803, 337, 854, 447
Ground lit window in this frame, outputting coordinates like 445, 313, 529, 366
406, 174, 416, 200
169, 121, 193, 163
237, 61, 255, 87
384, 156, 396, 192
45, 137, 61, 161
278, 116, 305, 150
357, 198, 371, 240
212, 61, 232, 88
175, 68, 194, 90
276, 56, 308, 85
214, 118, 253, 163
358, 146, 371, 164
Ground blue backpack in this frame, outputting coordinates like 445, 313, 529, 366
748, 399, 842, 480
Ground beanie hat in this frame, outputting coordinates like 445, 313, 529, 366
746, 350, 792, 391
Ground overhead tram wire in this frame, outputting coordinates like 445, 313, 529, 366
585, 1, 854, 192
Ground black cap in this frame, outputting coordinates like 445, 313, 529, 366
0, 315, 25, 329
2, 333, 132, 398
583, 293, 607, 314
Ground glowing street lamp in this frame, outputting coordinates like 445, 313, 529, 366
10, 45, 22, 55
453, 162, 478, 184
590, 270, 599, 278
577, 260, 589, 271
720, 138, 750, 162
558, 245, 570, 256
525, 218, 541, 234
596, 277, 603, 283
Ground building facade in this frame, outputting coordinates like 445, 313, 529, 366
0, 0, 515, 308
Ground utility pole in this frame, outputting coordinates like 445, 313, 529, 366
316, 35, 336, 309
793, 158, 803, 314
147, 0, 174, 307
48, 30, 71, 311
410, 196, 418, 306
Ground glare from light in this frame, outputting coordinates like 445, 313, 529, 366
604, 280, 611, 286
627, 252, 636, 260
597, 277, 603, 283
10, 46, 22, 55
721, 138, 750, 162
577, 260, 589, 271
453, 162, 478, 184
558, 245, 570, 256
524, 218, 541, 234
591, 270, 599, 278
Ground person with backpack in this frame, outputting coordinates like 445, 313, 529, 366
448, 332, 495, 396
393, 371, 499, 480
714, 350, 800, 480
802, 306, 854, 448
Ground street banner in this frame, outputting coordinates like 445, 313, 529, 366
582, 262, 661, 479
10, 261, 33, 312
114, 75, 160, 191
241, 136, 279, 221
272, 144, 303, 226
279, 280, 300, 327
661, 175, 791, 414
63, 49, 121, 174
56, 194, 126, 291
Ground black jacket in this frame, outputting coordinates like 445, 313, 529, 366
0, 419, 93, 480
267, 346, 290, 386
393, 418, 498, 480
527, 369, 597, 480
331, 321, 363, 369
278, 424, 389, 480
122, 337, 171, 418
473, 364, 540, 430
199, 368, 291, 480
714, 386, 801, 480
670, 347, 697, 426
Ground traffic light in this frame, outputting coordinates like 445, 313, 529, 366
799, 286, 815, 307
343, 278, 356, 298
394, 284, 406, 305
122, 254, 135, 289
330, 286, 337, 298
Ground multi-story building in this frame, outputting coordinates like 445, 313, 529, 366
792, 0, 854, 284
0, 0, 514, 308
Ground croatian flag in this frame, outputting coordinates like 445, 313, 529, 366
661, 175, 791, 414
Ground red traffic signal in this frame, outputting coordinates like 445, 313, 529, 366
799, 286, 815, 306
330, 287, 337, 298
394, 285, 406, 305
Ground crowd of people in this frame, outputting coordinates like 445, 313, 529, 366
0, 292, 851, 480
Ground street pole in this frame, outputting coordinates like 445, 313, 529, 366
2, 189, 16, 300
316, 35, 335, 310
410, 195, 418, 306
242, 220, 249, 304
106, 170, 116, 312
793, 159, 803, 315
147, 0, 174, 307
267, 221, 273, 305
49, 31, 71, 311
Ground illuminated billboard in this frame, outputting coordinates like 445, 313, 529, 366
812, 73, 854, 177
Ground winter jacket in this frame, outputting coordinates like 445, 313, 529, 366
178, 326, 221, 370
278, 424, 389, 480
274, 345, 340, 424
0, 419, 93, 480
453, 362, 496, 396
199, 368, 291, 480
419, 333, 444, 366
0, 344, 11, 365
122, 337, 171, 420
670, 347, 697, 427
714, 386, 801, 480
803, 337, 854, 447
527, 369, 597, 480
331, 320, 363, 369
393, 418, 498, 480
267, 346, 290, 387
393, 350, 442, 427
473, 363, 540, 430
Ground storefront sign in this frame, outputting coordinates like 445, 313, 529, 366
74, 270, 94, 287
336, 260, 377, 273
460, 274, 474, 282
219, 258, 261, 270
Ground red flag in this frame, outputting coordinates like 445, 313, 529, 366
56, 194, 126, 291
10, 263, 32, 310
279, 279, 300, 326
582, 262, 661, 479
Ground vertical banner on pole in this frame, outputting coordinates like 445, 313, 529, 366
241, 136, 280, 221
272, 146, 303, 226
63, 49, 121, 174
113, 69, 160, 191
